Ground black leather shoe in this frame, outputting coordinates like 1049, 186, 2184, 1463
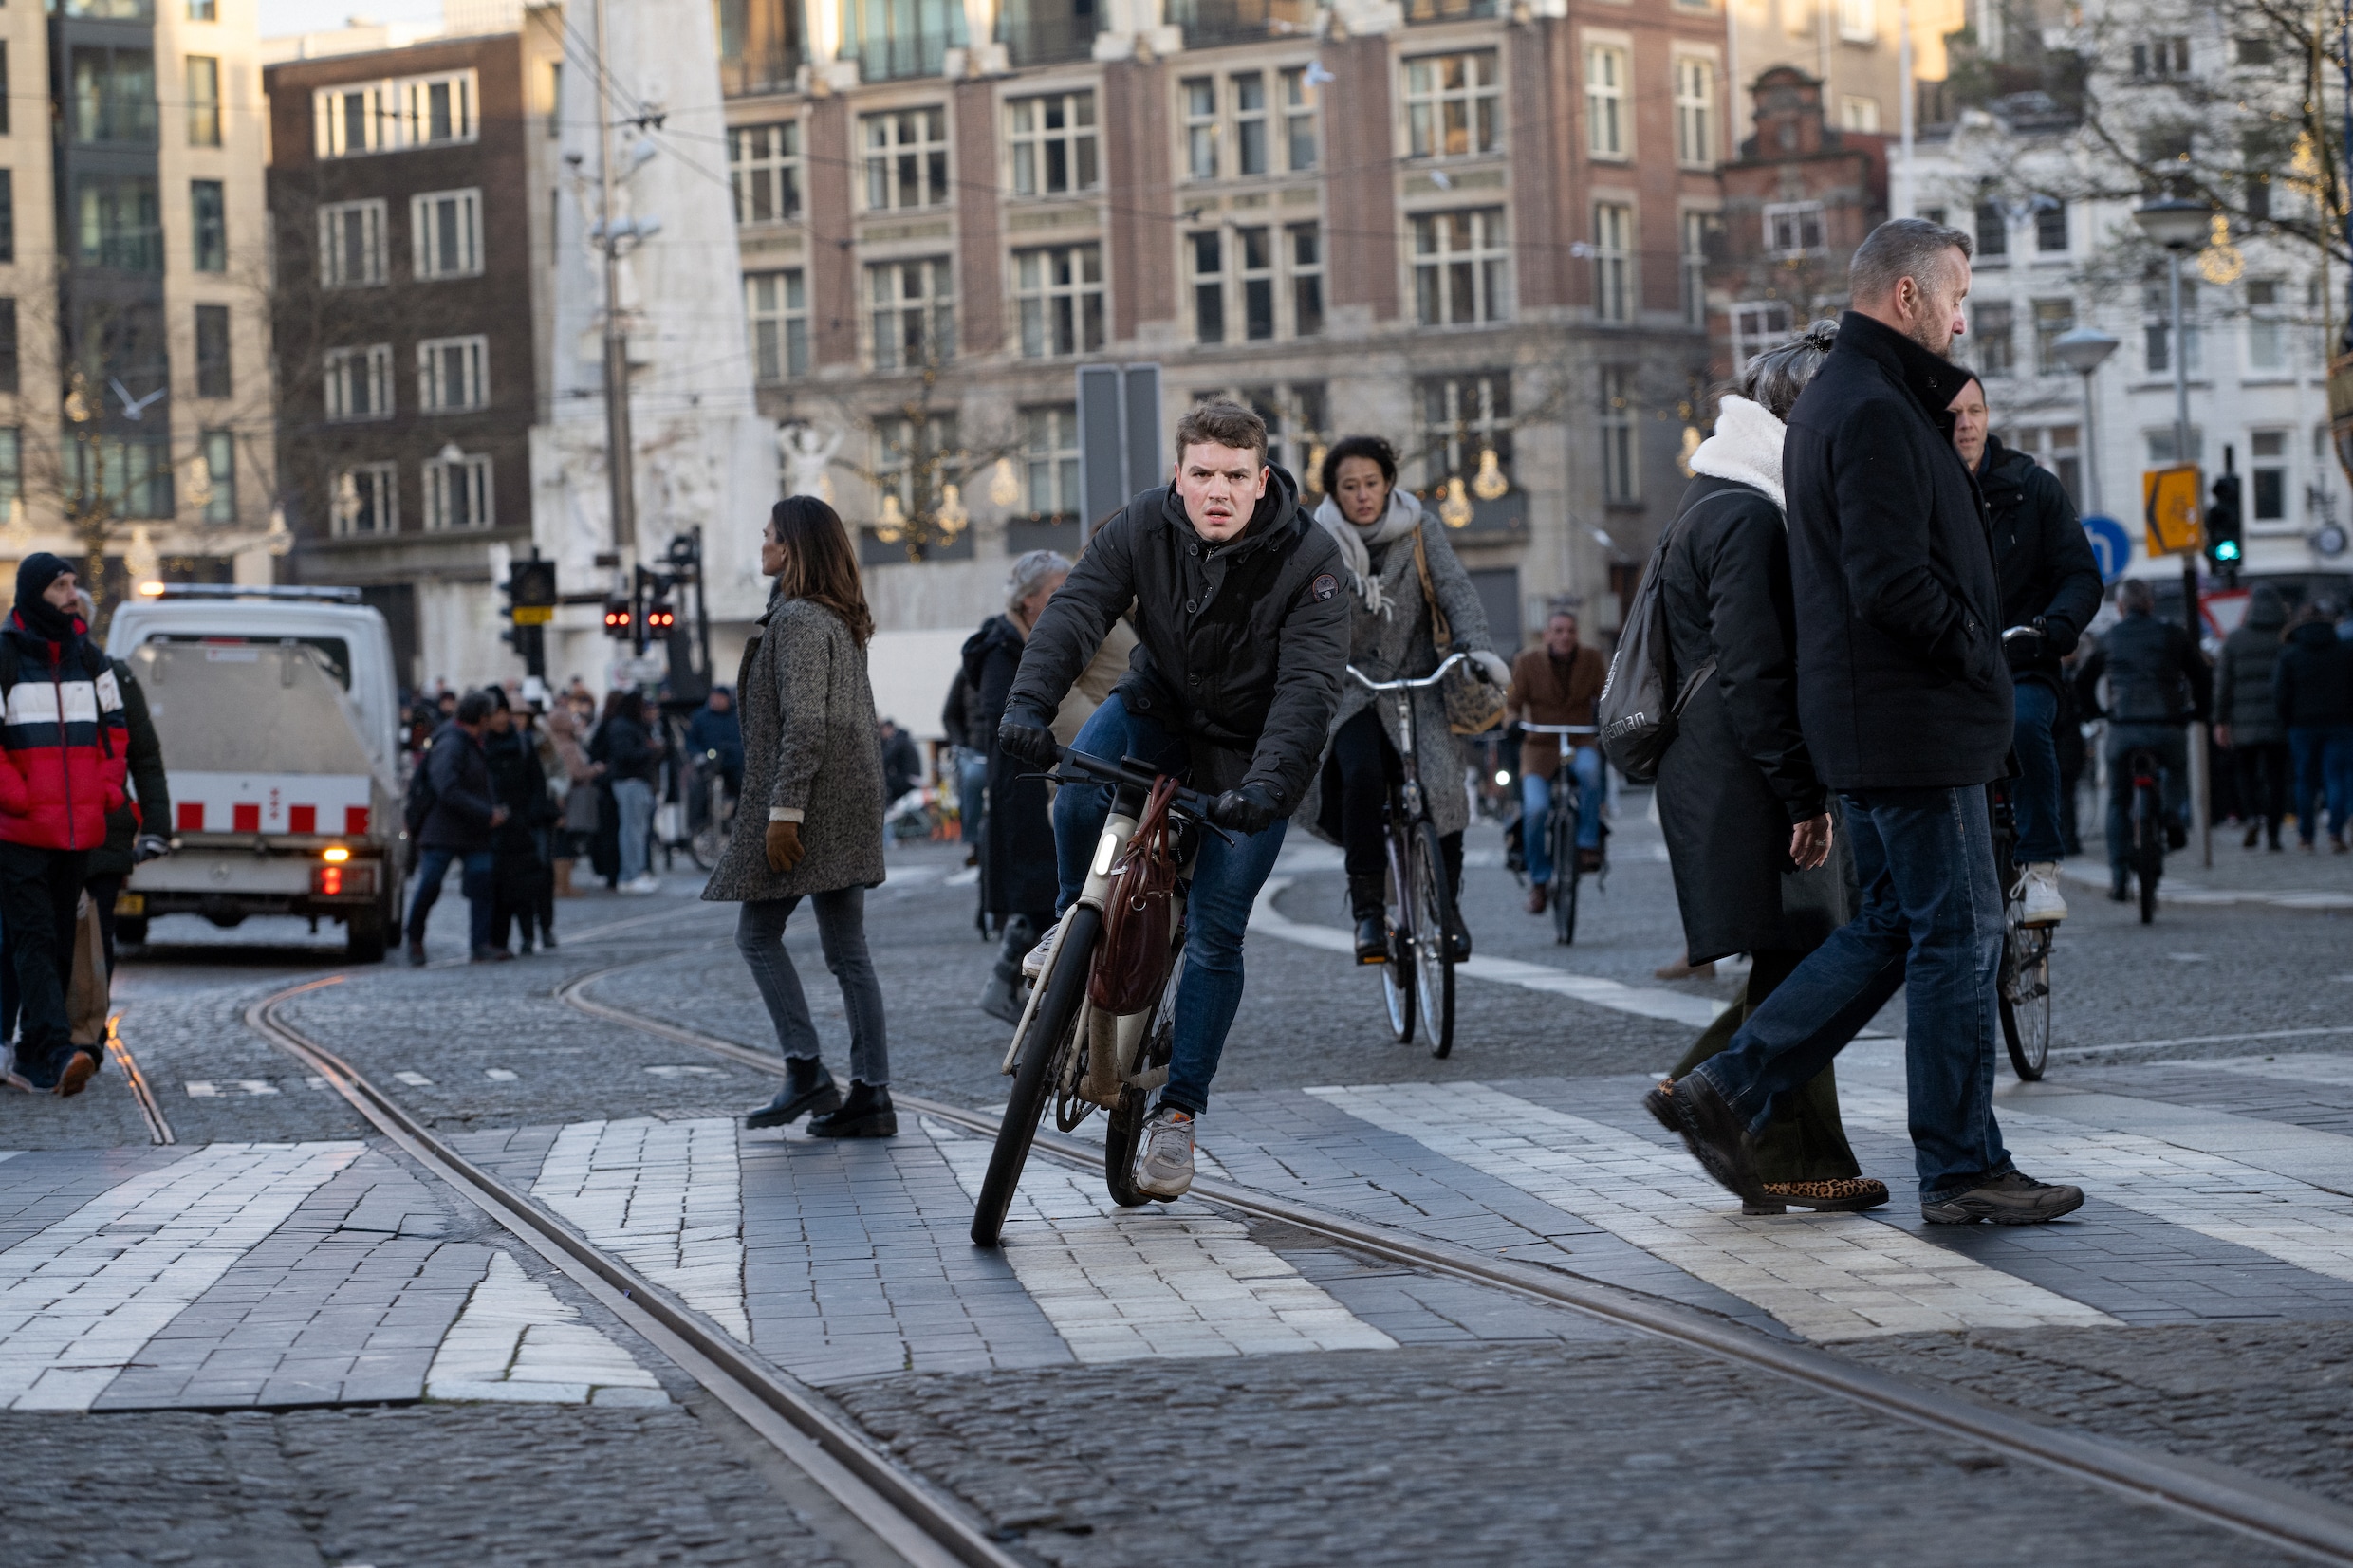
1446, 925, 1472, 963
746, 1058, 841, 1129
1352, 913, 1386, 964
1665, 1074, 1766, 1206
1921, 1169, 2084, 1226
807, 1080, 898, 1138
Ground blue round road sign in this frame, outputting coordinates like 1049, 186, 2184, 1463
2082, 514, 2131, 584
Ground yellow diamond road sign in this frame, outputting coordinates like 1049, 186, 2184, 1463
2142, 464, 2205, 559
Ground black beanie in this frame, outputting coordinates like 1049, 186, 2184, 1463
13, 553, 80, 642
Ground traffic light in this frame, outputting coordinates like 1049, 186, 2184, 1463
508, 558, 557, 622
644, 599, 676, 632
2205, 473, 2244, 579
602, 595, 634, 639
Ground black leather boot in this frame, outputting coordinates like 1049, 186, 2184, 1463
1347, 876, 1386, 965
977, 914, 1041, 1024
807, 1080, 898, 1138
746, 1057, 842, 1129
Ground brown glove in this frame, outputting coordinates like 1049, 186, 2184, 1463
764, 820, 805, 873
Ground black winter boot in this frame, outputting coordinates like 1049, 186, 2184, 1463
807, 1080, 898, 1138
977, 914, 1042, 1024
746, 1057, 842, 1129
1347, 876, 1387, 965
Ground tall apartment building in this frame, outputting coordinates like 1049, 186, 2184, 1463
0, 0, 275, 605
713, 0, 1730, 651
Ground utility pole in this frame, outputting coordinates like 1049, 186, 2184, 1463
1896, 0, 1914, 217
594, 0, 636, 558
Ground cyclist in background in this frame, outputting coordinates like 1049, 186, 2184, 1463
1507, 609, 1607, 915
2073, 577, 2212, 902
995, 400, 1349, 1199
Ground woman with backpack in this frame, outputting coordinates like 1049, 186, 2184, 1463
1639, 323, 1886, 1215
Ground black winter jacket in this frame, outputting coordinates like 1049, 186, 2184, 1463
1784, 311, 2011, 790
2276, 620, 2353, 728
2214, 586, 2289, 745
1005, 466, 1349, 806
2074, 613, 2211, 725
1980, 435, 2103, 684
485, 727, 553, 856
417, 722, 496, 851
88, 657, 169, 879
963, 616, 1057, 918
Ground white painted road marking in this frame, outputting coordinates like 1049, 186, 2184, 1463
394, 1071, 434, 1087
485, 1068, 518, 1082
1307, 1081, 2114, 1341
427, 1251, 667, 1406
531, 1118, 749, 1341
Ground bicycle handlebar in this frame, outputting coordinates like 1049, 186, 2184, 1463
1049, 746, 1227, 825
1346, 651, 1473, 693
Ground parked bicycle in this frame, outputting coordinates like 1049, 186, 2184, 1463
1986, 770, 2053, 1080
1348, 652, 1472, 1061
1518, 722, 1607, 944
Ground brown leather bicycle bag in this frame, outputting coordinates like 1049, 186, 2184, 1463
1089, 776, 1179, 1015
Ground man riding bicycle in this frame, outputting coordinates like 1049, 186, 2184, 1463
1507, 609, 1607, 914
2073, 577, 2212, 901
996, 400, 1349, 1198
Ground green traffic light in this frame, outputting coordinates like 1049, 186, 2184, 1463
2214, 542, 2242, 561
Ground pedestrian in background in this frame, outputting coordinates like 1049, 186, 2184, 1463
1660, 218, 2085, 1226
2277, 599, 2353, 853
686, 686, 744, 809
878, 716, 921, 803
2075, 578, 2211, 895
406, 689, 509, 965
1644, 324, 1885, 1215
940, 670, 987, 869
966, 549, 1071, 1022
2216, 583, 2292, 851
592, 689, 662, 895
1506, 609, 1607, 915
709, 496, 895, 1138
0, 556, 127, 1098
73, 590, 169, 972
484, 691, 555, 953
545, 700, 600, 897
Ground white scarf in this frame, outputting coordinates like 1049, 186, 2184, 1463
1688, 395, 1788, 512
1312, 488, 1425, 618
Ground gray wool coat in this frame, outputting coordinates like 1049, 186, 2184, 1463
1298, 506, 1494, 843
702, 596, 887, 903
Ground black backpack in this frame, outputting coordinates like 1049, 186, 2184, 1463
1596, 487, 1757, 783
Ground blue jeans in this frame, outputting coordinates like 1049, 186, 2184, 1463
407, 846, 495, 952
1052, 695, 1288, 1117
1694, 785, 2010, 1199
2010, 680, 2066, 865
736, 889, 889, 1086
614, 778, 655, 881
955, 748, 987, 852
1521, 747, 1604, 884
2289, 723, 2353, 843
2103, 724, 2188, 877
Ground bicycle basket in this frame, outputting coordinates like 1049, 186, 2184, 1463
1089, 775, 1179, 1016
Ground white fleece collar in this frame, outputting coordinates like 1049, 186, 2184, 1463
1688, 396, 1787, 511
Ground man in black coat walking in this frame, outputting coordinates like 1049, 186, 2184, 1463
1949, 376, 2103, 923
1659, 218, 2085, 1227
405, 689, 509, 965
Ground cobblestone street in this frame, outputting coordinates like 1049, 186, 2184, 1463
3, 802, 2351, 1565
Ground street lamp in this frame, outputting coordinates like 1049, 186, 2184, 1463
2051, 326, 2120, 515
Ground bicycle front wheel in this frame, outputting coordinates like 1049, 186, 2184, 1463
1381, 839, 1416, 1043
972, 904, 1100, 1246
2000, 925, 2052, 1080
1549, 812, 1579, 945
1410, 823, 1457, 1059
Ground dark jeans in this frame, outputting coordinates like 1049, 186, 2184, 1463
1331, 707, 1396, 881
2233, 741, 2291, 846
1053, 695, 1288, 1117
1694, 785, 2010, 1199
2010, 680, 2066, 864
735, 888, 889, 1085
1671, 948, 1860, 1185
2289, 724, 2353, 844
0, 842, 91, 1067
86, 872, 123, 974
407, 846, 495, 952
2104, 724, 2188, 876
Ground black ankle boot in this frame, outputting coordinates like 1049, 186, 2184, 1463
1346, 876, 1386, 964
746, 1057, 842, 1129
977, 915, 1041, 1024
807, 1080, 898, 1138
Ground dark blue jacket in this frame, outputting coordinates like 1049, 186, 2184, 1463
2277, 619, 2353, 728
2075, 612, 2211, 727
417, 722, 496, 851
685, 703, 742, 773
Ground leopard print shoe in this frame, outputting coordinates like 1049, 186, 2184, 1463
1744, 1177, 1891, 1216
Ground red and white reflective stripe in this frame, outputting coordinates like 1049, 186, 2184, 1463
169, 771, 371, 837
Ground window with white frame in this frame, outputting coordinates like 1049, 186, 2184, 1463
331, 462, 397, 537
1014, 244, 1105, 358
1415, 371, 1510, 494
1585, 45, 1629, 159
1413, 208, 1510, 326
1841, 95, 1880, 131
1973, 301, 2015, 377
730, 121, 802, 223
313, 69, 476, 157
1189, 230, 1225, 342
423, 452, 492, 530
318, 199, 385, 286
1764, 200, 1825, 256
198, 430, 235, 525
1236, 227, 1277, 340
1232, 71, 1270, 176
2247, 277, 2288, 373
1007, 93, 1097, 196
417, 334, 488, 413
1290, 223, 1324, 337
323, 343, 393, 422
1837, 0, 1874, 43
1405, 53, 1501, 158
1182, 77, 1218, 179
2032, 298, 2074, 373
1600, 366, 1639, 503
2034, 197, 2068, 252
862, 108, 949, 211
1022, 404, 1081, 518
1730, 300, 1793, 371
2251, 428, 2289, 521
411, 189, 481, 279
1673, 57, 1714, 168
868, 257, 954, 370
1281, 66, 1317, 171
746, 268, 807, 381
1592, 202, 1633, 323
1680, 210, 1714, 328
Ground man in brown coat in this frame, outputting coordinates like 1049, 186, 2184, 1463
1507, 609, 1608, 912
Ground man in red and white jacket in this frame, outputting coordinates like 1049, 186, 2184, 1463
0, 553, 127, 1096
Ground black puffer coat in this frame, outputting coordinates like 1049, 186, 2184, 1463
1655, 476, 1848, 964
2215, 585, 2289, 745
1005, 466, 1348, 805
1981, 435, 2103, 685
2277, 619, 2353, 728
963, 615, 1057, 919
1785, 311, 2010, 789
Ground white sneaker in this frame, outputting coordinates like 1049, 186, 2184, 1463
1021, 915, 1063, 980
622, 874, 661, 895
2020, 862, 2067, 926
1134, 1106, 1196, 1199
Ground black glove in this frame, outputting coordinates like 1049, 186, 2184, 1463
1211, 782, 1282, 837
996, 710, 1060, 769
132, 834, 170, 864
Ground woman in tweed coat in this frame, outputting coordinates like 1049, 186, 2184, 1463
706, 497, 895, 1138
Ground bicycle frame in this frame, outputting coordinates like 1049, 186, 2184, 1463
1519, 723, 1601, 849
1345, 651, 1467, 830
